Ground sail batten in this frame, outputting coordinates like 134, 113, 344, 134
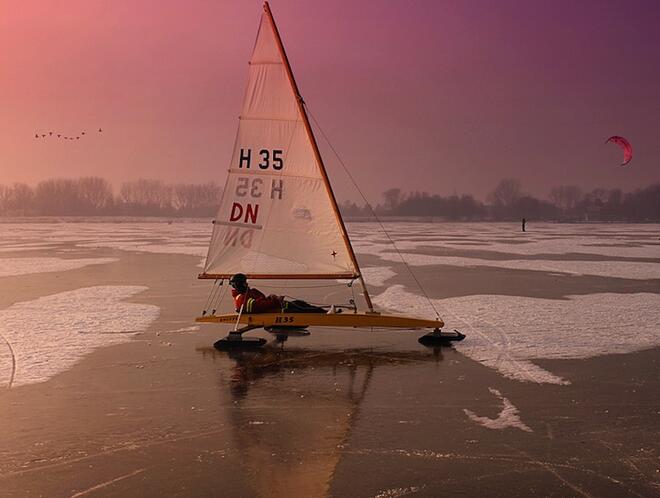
202, 6, 359, 280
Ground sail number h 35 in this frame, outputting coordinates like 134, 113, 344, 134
239, 148, 283, 170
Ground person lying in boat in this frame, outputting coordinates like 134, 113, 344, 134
229, 273, 327, 314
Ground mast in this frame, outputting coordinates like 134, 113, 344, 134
263, 1, 374, 311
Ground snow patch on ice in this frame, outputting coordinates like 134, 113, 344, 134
375, 252, 660, 281
130, 244, 207, 257
361, 267, 397, 287
0, 242, 59, 252
373, 486, 423, 498
0, 257, 118, 278
76, 241, 152, 249
76, 241, 207, 257
464, 388, 532, 432
351, 222, 660, 259
0, 286, 159, 387
373, 285, 660, 384
160, 325, 200, 334
447, 237, 660, 259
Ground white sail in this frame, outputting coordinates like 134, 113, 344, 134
203, 10, 358, 279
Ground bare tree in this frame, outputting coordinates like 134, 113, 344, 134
0, 184, 7, 215
549, 185, 583, 211
488, 178, 522, 206
583, 188, 609, 206
382, 188, 403, 211
119, 179, 172, 213
170, 182, 221, 215
8, 184, 34, 215
78, 177, 114, 212
35, 179, 81, 215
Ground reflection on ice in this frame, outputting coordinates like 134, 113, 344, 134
195, 346, 448, 497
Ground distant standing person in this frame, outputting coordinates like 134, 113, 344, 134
522, 218, 526, 232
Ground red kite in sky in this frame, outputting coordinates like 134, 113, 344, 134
606, 135, 632, 166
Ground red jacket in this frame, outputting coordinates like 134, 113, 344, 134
231, 288, 282, 313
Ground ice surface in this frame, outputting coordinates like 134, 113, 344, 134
349, 222, 660, 280
0, 242, 59, 252
350, 222, 660, 259
426, 238, 660, 259
76, 241, 152, 248
76, 241, 207, 257
374, 285, 660, 384
120, 244, 207, 257
0, 257, 117, 278
463, 388, 532, 432
0, 222, 209, 259
1, 221, 658, 388
374, 252, 660, 280
2, 221, 210, 249
0, 286, 159, 387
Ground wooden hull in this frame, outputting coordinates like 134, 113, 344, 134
196, 312, 443, 330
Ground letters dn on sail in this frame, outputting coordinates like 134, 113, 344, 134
230, 203, 259, 224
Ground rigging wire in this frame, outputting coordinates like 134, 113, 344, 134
213, 282, 229, 315
202, 279, 220, 314
204, 279, 228, 315
305, 105, 442, 321
349, 281, 358, 313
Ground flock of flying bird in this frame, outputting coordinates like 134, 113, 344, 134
34, 128, 103, 141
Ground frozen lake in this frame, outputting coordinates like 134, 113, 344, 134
0, 220, 658, 497
0, 220, 658, 388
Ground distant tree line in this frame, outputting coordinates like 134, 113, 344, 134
1, 176, 657, 221
0, 177, 222, 217
341, 179, 660, 222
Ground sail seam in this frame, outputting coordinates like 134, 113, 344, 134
226, 169, 328, 181
213, 221, 264, 230
239, 116, 300, 122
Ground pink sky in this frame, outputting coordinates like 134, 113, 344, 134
1, 0, 659, 203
